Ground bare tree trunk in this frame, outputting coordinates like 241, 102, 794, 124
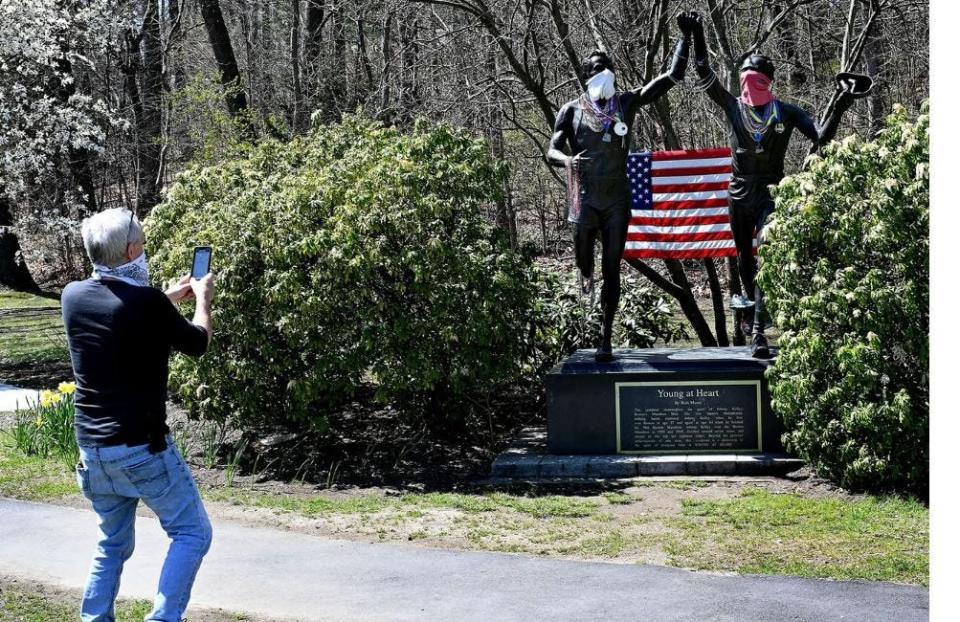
356, 9, 375, 103
291, 0, 304, 132
380, 11, 394, 118
305, 0, 325, 65
138, 0, 164, 214
811, 0, 885, 155
398, 15, 419, 121
627, 258, 718, 346
167, 0, 186, 90
488, 121, 517, 247
329, 4, 347, 118
122, 26, 145, 202
0, 196, 38, 292
704, 258, 729, 346
198, 0, 250, 123
774, 3, 806, 86
863, 6, 885, 137
548, 0, 585, 90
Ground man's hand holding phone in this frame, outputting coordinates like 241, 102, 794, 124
190, 272, 215, 306
189, 272, 215, 346
165, 274, 195, 304
166, 246, 215, 305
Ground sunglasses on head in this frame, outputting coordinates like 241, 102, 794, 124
127, 211, 145, 246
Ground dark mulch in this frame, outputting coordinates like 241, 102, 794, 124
0, 361, 73, 390
213, 384, 546, 492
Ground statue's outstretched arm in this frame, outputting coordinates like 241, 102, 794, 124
803, 73, 875, 154
688, 12, 736, 112
628, 28, 690, 111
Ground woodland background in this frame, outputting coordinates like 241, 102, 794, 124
0, 0, 929, 347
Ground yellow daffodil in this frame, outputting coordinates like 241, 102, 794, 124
39, 389, 62, 408
58, 381, 77, 395
35, 416, 43, 427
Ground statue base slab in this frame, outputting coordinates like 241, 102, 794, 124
545, 347, 787, 456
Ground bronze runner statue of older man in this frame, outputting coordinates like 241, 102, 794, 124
547, 15, 696, 362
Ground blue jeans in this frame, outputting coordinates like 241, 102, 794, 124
75, 437, 212, 622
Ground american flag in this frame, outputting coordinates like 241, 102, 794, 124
626, 147, 751, 260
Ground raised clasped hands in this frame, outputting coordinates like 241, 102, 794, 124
677, 11, 703, 36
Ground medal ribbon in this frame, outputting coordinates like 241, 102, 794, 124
588, 94, 622, 132
742, 101, 780, 145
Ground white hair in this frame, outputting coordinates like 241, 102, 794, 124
80, 208, 144, 268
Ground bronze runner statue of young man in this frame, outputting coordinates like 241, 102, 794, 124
681, 11, 872, 358
547, 16, 695, 363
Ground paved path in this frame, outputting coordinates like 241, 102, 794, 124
0, 498, 927, 621
0, 384, 38, 412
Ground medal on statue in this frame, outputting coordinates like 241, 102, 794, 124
602, 133, 612, 142
742, 101, 778, 155
614, 121, 629, 137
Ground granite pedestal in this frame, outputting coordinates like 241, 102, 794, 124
547, 347, 786, 455
491, 347, 802, 478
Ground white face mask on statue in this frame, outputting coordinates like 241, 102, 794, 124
586, 69, 616, 101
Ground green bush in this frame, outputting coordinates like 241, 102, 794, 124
147, 115, 535, 430
529, 265, 686, 377
759, 103, 928, 495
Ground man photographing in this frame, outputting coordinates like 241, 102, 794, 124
62, 208, 214, 621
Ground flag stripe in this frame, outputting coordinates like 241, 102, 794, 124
625, 249, 740, 259
629, 223, 734, 234
647, 198, 729, 210
651, 148, 732, 161
631, 207, 729, 218
653, 182, 731, 193
650, 164, 732, 177
626, 239, 757, 250
651, 157, 731, 170
627, 231, 740, 242
653, 190, 729, 202
631, 215, 731, 227
651, 173, 732, 185
626, 240, 738, 250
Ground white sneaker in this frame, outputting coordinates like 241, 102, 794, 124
730, 294, 756, 310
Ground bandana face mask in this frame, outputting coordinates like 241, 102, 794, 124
740, 70, 774, 107
93, 251, 151, 287
586, 69, 616, 101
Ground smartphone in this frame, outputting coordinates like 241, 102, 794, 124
191, 246, 212, 279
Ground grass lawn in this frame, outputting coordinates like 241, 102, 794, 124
0, 438, 928, 586
0, 437, 77, 501
667, 490, 928, 584
0, 291, 67, 367
0, 577, 261, 621
0, 580, 156, 622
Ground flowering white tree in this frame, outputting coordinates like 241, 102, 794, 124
0, 0, 127, 287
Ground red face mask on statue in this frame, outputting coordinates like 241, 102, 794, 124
740, 70, 774, 107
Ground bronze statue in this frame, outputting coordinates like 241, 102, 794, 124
547, 18, 695, 362
682, 11, 872, 357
